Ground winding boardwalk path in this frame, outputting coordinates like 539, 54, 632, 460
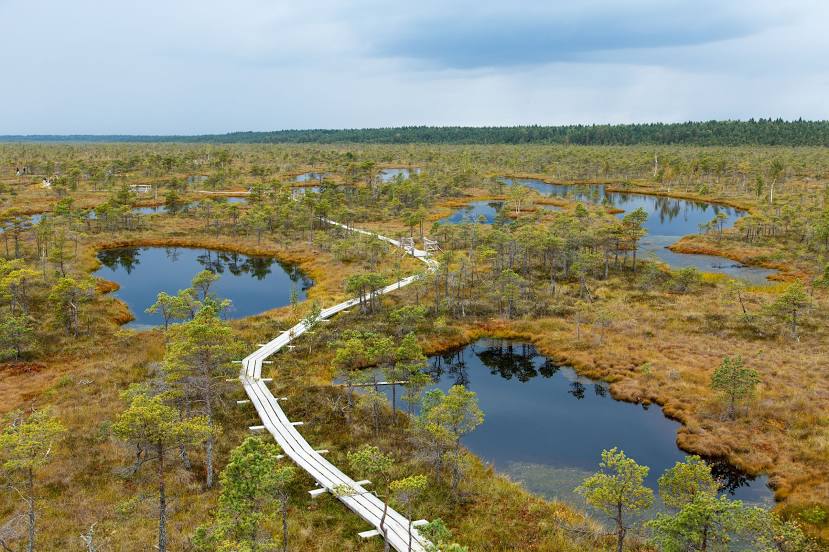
238, 219, 437, 552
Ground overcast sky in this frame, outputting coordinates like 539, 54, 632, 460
1, 0, 827, 134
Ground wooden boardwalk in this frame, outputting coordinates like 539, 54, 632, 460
238, 219, 437, 552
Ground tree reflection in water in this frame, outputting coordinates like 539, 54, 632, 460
475, 341, 539, 382
186, 249, 312, 289
569, 381, 586, 399
422, 338, 764, 499
427, 349, 470, 387
431, 340, 570, 385
706, 456, 763, 497
498, 178, 742, 236
97, 248, 141, 273
95, 246, 312, 328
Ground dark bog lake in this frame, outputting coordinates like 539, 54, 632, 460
295, 172, 328, 182
439, 200, 505, 224
95, 247, 312, 328
438, 200, 561, 225
27, 197, 248, 224
135, 197, 248, 215
439, 178, 775, 283
379, 167, 420, 182
379, 339, 773, 508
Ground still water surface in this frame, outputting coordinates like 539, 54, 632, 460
295, 172, 328, 182
378, 339, 773, 508
438, 178, 775, 283
95, 247, 311, 328
379, 167, 420, 182
439, 201, 505, 224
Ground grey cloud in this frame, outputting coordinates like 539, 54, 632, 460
367, 1, 779, 68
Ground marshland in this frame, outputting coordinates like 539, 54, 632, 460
1, 137, 828, 551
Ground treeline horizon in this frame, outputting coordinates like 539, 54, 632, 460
2, 119, 829, 146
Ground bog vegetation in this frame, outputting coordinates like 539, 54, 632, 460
0, 141, 828, 550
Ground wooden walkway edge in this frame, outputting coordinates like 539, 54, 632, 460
237, 218, 438, 552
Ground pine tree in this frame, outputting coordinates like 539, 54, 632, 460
0, 409, 65, 552
113, 393, 210, 552
576, 448, 653, 552
710, 356, 759, 420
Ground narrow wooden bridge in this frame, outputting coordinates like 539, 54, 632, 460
237, 219, 437, 552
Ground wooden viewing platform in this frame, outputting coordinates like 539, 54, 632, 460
236, 218, 438, 552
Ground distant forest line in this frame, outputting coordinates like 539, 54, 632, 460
3, 119, 829, 146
